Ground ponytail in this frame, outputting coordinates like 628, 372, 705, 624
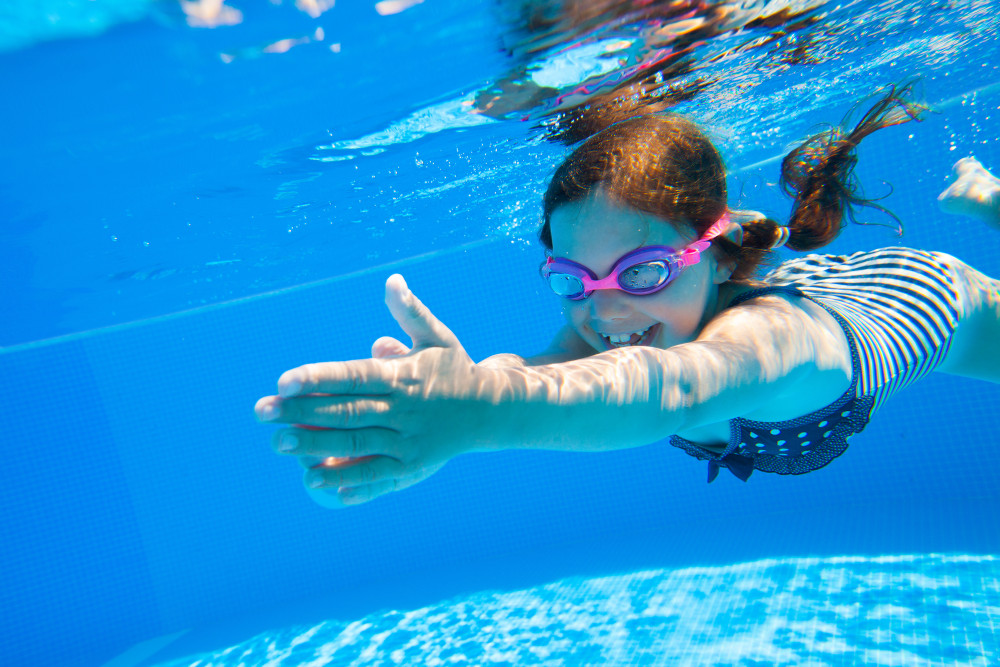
538, 82, 928, 285
776, 81, 928, 251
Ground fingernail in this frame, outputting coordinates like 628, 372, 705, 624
278, 433, 298, 452
260, 403, 278, 421
308, 471, 325, 488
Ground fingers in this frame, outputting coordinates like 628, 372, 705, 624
305, 455, 405, 491
274, 359, 395, 398
273, 274, 459, 398
271, 426, 402, 459
305, 460, 437, 507
372, 336, 410, 358
291, 395, 392, 428
257, 394, 395, 429
297, 455, 325, 470
384, 274, 460, 350
304, 478, 397, 508
336, 479, 400, 506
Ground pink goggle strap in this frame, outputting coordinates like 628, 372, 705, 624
677, 212, 732, 266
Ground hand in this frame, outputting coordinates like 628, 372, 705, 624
255, 274, 501, 508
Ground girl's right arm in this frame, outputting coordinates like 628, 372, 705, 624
258, 274, 849, 506
935, 253, 1000, 383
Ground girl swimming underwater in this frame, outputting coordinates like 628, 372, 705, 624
255, 84, 1000, 508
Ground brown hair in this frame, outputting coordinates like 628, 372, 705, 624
539, 82, 928, 282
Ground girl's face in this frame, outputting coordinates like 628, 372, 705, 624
548, 189, 731, 353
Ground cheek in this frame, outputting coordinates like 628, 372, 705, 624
644, 284, 711, 342
563, 302, 588, 329
562, 303, 603, 345
649, 306, 701, 340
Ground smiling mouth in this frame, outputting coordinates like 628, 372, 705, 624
598, 324, 659, 350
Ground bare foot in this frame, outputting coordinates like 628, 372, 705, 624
937, 157, 1000, 229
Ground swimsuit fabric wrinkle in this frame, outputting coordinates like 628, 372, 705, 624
666, 247, 962, 482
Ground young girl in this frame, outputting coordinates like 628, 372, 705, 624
255, 85, 1000, 508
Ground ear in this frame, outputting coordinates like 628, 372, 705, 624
711, 221, 742, 284
720, 220, 744, 246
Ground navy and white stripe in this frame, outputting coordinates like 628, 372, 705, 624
766, 247, 962, 413
669, 247, 963, 481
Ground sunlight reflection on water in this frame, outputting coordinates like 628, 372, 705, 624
157, 553, 1000, 667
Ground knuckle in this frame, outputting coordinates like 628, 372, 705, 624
348, 363, 375, 394
349, 401, 366, 429
347, 429, 364, 456
405, 298, 425, 320
346, 371, 361, 394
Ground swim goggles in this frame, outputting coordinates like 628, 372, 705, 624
540, 214, 731, 300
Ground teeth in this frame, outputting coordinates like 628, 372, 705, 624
605, 325, 652, 345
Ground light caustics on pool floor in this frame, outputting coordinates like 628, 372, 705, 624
154, 553, 999, 667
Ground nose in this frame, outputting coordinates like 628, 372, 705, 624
587, 288, 632, 322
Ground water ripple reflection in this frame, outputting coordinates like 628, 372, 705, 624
157, 553, 1000, 666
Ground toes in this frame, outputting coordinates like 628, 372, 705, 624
954, 156, 983, 175
937, 181, 959, 201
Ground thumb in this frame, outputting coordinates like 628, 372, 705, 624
371, 336, 410, 358
384, 274, 460, 349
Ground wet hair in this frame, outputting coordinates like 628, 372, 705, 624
537, 58, 711, 145
539, 82, 928, 282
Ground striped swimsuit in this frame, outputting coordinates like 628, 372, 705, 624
669, 247, 964, 483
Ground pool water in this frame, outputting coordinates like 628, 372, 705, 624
1, 1, 998, 666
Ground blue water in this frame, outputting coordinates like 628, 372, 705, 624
1, 1, 999, 666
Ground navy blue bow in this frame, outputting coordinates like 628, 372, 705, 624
707, 452, 754, 483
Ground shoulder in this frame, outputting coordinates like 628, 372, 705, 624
703, 287, 852, 379
695, 288, 853, 422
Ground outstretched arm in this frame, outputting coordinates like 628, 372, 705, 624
255, 275, 848, 507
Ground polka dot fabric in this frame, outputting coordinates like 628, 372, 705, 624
732, 393, 874, 476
